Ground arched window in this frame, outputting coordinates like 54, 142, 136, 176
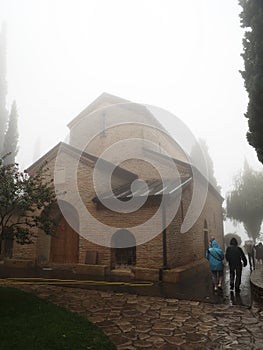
111, 229, 136, 268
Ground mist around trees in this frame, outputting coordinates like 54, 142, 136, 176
226, 161, 263, 243
228, 0, 263, 246
0, 23, 19, 164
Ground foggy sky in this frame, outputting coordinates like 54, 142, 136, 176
1, 0, 262, 241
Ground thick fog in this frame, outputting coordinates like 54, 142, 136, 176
1, 0, 262, 241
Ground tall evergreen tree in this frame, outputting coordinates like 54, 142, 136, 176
239, 0, 263, 164
3, 101, 19, 164
0, 22, 8, 154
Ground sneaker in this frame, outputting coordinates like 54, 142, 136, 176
214, 286, 218, 291
218, 284, 222, 290
230, 284, 234, 290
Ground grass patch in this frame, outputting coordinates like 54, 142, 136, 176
0, 287, 116, 350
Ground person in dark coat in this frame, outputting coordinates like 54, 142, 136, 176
255, 242, 263, 264
206, 239, 224, 291
244, 240, 255, 270
226, 237, 247, 293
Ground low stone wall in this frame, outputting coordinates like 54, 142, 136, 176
47, 263, 110, 278
4, 258, 35, 269
163, 258, 208, 283
73, 264, 110, 277
108, 269, 135, 281
2, 259, 209, 284
133, 267, 160, 282
47, 263, 74, 271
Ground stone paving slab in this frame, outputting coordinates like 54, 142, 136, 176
16, 285, 263, 350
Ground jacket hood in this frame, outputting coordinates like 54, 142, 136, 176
211, 240, 220, 248
230, 237, 238, 246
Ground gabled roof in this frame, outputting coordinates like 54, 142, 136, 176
93, 176, 192, 203
26, 142, 138, 182
67, 93, 129, 129
144, 148, 224, 201
67, 92, 166, 132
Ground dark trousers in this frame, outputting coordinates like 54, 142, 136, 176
229, 265, 242, 289
211, 270, 223, 286
248, 253, 255, 270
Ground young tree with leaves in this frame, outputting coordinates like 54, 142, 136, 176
239, 0, 263, 164
0, 156, 56, 252
226, 162, 263, 242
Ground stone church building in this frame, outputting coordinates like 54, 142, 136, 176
5, 93, 224, 282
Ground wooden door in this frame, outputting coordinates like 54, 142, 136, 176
50, 216, 79, 263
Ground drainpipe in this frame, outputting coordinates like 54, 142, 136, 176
160, 196, 168, 281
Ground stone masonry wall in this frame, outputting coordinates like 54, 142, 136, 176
10, 142, 224, 273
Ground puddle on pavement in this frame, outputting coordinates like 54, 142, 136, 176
0, 265, 257, 307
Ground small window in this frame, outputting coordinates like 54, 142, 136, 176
111, 229, 136, 268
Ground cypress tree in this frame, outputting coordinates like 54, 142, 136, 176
3, 101, 19, 164
0, 22, 8, 154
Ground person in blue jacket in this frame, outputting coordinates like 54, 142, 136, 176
206, 238, 224, 291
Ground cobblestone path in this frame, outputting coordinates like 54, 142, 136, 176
18, 284, 263, 350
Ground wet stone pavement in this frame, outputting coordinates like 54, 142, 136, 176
16, 265, 263, 350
